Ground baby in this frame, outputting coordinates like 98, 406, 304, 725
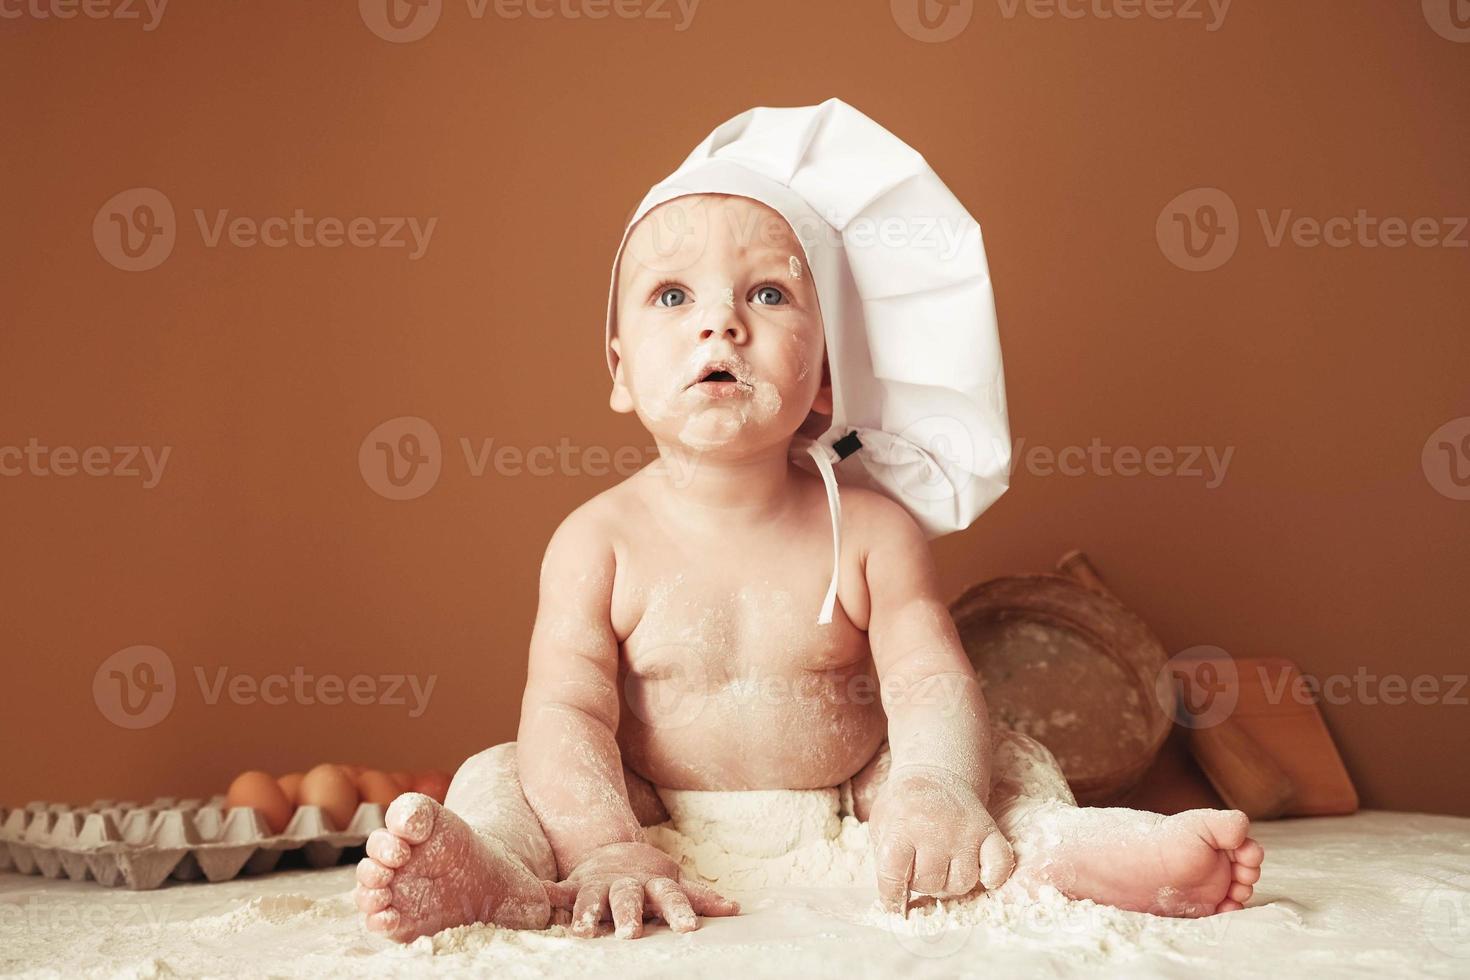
354, 103, 1264, 943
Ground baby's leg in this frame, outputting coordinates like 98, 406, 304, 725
355, 743, 557, 942
622, 763, 670, 827
989, 728, 1265, 917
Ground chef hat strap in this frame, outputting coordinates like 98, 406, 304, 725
802, 438, 843, 626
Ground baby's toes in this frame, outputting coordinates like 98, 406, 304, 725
385, 793, 439, 844
1232, 837, 1265, 870
364, 907, 402, 935
1226, 881, 1253, 905
357, 856, 394, 888
1196, 809, 1250, 851
1231, 860, 1261, 886
366, 828, 412, 869
356, 886, 393, 914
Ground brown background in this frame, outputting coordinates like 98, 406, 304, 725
2, 2, 1467, 815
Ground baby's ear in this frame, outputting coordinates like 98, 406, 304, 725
798, 356, 834, 437
608, 337, 635, 413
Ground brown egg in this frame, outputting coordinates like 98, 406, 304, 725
356, 769, 402, 806
411, 769, 452, 804
299, 763, 360, 831
225, 770, 293, 835
334, 762, 364, 780
389, 770, 414, 792
276, 772, 305, 805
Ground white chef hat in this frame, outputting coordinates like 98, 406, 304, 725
604, 97, 1011, 625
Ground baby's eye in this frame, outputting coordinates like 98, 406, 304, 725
751, 284, 787, 306
655, 285, 688, 307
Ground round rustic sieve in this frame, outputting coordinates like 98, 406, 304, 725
950, 551, 1174, 804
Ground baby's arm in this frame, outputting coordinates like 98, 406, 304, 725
862, 496, 1015, 913
517, 508, 641, 868
517, 507, 737, 938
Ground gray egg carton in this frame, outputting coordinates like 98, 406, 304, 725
0, 797, 385, 890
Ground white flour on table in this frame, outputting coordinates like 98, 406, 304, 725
642, 785, 1222, 954
5, 810, 1467, 978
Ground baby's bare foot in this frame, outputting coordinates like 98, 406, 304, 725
355, 793, 551, 942
1008, 804, 1264, 917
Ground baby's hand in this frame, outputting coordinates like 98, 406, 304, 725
868, 764, 1015, 915
542, 841, 740, 939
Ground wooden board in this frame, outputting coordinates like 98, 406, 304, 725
1177, 656, 1358, 818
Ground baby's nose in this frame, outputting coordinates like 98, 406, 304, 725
698, 307, 748, 345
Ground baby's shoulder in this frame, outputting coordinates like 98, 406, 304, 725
538, 477, 650, 569
537, 485, 622, 580
836, 484, 929, 556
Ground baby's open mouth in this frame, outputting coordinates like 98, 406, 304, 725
684, 358, 754, 397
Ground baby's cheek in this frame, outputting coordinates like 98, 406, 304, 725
628, 335, 685, 419
783, 331, 814, 384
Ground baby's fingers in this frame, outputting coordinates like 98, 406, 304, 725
979, 830, 1015, 891
541, 879, 577, 909
681, 878, 740, 917
875, 835, 916, 916
571, 881, 611, 938
609, 877, 645, 939
912, 844, 952, 896
646, 876, 697, 932
944, 847, 981, 897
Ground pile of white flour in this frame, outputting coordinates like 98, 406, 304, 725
641, 786, 1189, 948
644, 787, 874, 889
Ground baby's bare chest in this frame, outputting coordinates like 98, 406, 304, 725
616, 565, 868, 681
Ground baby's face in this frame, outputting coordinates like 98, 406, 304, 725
610, 194, 830, 455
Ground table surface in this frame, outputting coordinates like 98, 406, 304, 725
3, 809, 1469, 979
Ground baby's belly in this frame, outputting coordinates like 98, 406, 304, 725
617, 669, 888, 790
